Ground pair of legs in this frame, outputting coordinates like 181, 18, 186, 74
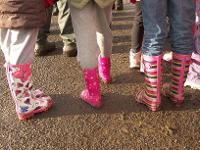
69, 1, 113, 107
0, 28, 52, 120
36, 0, 77, 56
136, 0, 195, 111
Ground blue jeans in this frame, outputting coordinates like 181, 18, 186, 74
141, 0, 195, 56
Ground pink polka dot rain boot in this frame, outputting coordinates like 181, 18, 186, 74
80, 67, 102, 108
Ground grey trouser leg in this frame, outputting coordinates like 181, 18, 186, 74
70, 1, 113, 68
57, 0, 75, 45
0, 28, 38, 64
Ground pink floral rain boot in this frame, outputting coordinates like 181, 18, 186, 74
136, 55, 162, 111
80, 67, 102, 108
98, 55, 112, 84
6, 64, 53, 120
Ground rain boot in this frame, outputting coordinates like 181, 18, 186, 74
98, 55, 112, 84
167, 53, 191, 104
6, 64, 53, 120
136, 55, 162, 111
80, 67, 102, 108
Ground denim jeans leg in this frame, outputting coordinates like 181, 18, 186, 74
168, 0, 196, 55
141, 0, 167, 56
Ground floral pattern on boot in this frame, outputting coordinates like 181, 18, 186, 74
6, 64, 53, 120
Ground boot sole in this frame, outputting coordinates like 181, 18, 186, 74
17, 100, 53, 121
136, 90, 160, 112
80, 95, 102, 109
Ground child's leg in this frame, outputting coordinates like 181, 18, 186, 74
70, 2, 99, 69
96, 4, 113, 58
95, 4, 113, 83
136, 0, 167, 111
0, 28, 36, 64
0, 28, 52, 120
130, 1, 144, 69
70, 2, 102, 108
168, 0, 195, 55
166, 0, 195, 104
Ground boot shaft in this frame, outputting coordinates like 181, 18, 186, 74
98, 56, 112, 84
5, 63, 52, 120
143, 55, 162, 103
6, 64, 33, 100
81, 67, 102, 108
170, 53, 191, 103
82, 67, 100, 96
136, 54, 162, 111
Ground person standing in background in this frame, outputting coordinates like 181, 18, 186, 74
35, 0, 77, 57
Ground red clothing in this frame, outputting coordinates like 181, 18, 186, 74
44, 0, 56, 8
130, 0, 136, 4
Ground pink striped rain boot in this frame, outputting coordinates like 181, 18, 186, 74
136, 55, 162, 111
167, 53, 191, 104
80, 67, 102, 108
6, 64, 53, 120
98, 55, 112, 84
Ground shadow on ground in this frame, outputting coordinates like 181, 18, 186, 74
36, 91, 200, 120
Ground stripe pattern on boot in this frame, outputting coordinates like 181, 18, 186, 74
170, 53, 191, 104
136, 55, 162, 111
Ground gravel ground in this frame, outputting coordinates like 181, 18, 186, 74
0, 3, 200, 150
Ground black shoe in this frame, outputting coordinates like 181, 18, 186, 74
34, 41, 56, 56
63, 42, 77, 57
